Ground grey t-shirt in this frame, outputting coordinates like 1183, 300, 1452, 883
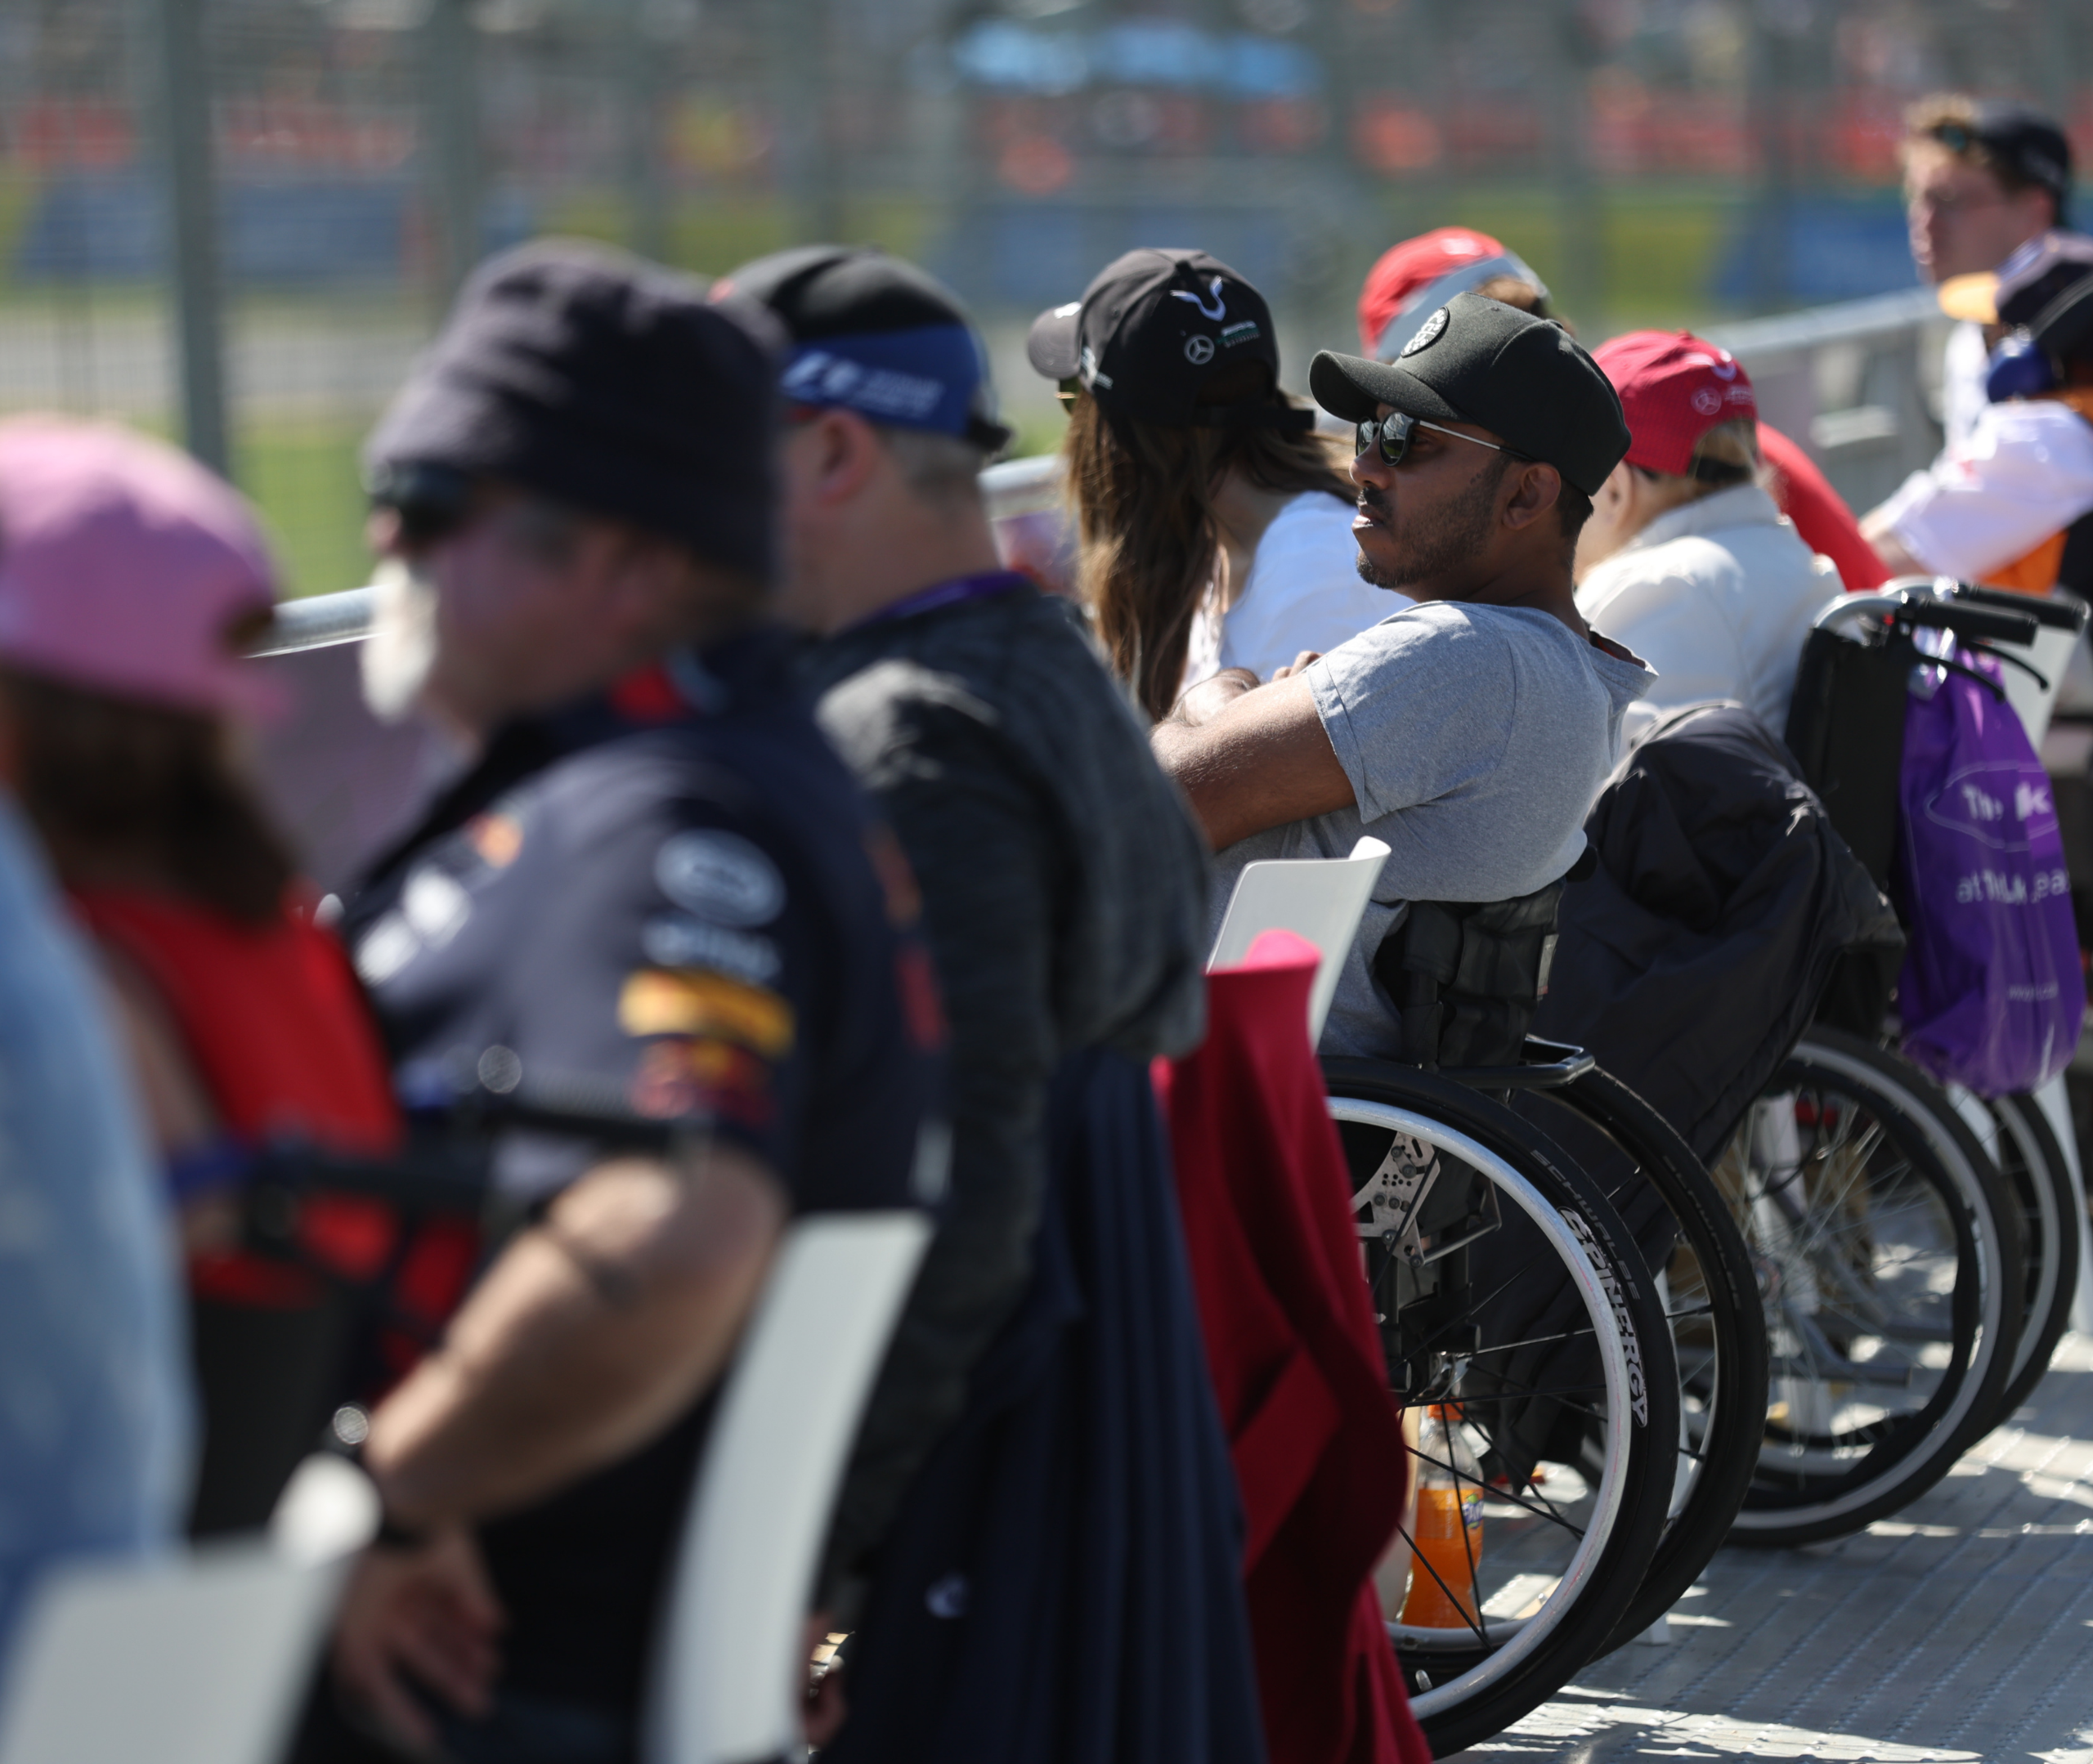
1208, 599, 1655, 1058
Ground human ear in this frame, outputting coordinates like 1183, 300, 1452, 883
808, 410, 883, 508
1499, 460, 1563, 534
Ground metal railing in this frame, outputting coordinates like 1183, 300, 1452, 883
1707, 285, 1947, 517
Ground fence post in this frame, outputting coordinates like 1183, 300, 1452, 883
424, 0, 482, 302
150, 0, 230, 477
622, 0, 670, 263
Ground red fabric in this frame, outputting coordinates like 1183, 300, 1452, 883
1592, 330, 1759, 476
74, 889, 415, 1308
1758, 421, 1890, 591
1158, 932, 1431, 1764
1356, 226, 1509, 354
73, 889, 401, 1155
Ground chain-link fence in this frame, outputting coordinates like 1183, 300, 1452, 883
1, 0, 2086, 596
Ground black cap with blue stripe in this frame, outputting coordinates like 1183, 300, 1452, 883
718, 245, 1012, 454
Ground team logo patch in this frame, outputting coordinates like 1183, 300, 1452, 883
1220, 320, 1261, 348
465, 813, 523, 870
1169, 276, 1228, 320
641, 914, 781, 983
1184, 334, 1216, 365
1692, 387, 1723, 415
655, 831, 783, 927
1400, 307, 1450, 356
618, 969, 796, 1057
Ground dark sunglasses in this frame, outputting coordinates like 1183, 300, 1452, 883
367, 462, 478, 549
1354, 410, 1526, 468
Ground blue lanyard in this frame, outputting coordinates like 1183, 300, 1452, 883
849, 571, 1028, 632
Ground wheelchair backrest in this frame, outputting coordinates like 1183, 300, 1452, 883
1371, 876, 1571, 1070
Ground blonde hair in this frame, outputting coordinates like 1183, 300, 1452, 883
1634, 417, 1763, 504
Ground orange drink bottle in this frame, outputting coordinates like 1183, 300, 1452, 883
1399, 1404, 1485, 1627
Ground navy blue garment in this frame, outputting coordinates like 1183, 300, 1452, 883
828, 1047, 1266, 1764
340, 625, 940, 1742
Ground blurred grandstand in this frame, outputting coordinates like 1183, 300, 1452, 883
1, 0, 2087, 594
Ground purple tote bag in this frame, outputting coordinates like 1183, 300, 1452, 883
1894, 643, 2086, 1097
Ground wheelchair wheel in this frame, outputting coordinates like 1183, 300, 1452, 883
1509, 1068, 1769, 1654
1321, 1061, 1679, 1757
1723, 1028, 2024, 1547
1970, 1089, 2081, 1426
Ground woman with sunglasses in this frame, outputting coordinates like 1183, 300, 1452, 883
1027, 248, 1399, 721
0, 418, 411, 1533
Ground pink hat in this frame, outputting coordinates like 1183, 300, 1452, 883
0, 417, 282, 719
1591, 331, 1759, 477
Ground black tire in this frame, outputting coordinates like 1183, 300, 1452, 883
1509, 1068, 1770, 1654
1321, 1059, 1679, 1757
1725, 1028, 2025, 1547
1979, 1090, 2082, 1424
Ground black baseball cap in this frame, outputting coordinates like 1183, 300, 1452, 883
1307, 293, 1629, 497
365, 239, 781, 580
2030, 274, 2093, 365
1025, 248, 1312, 431
719, 244, 1012, 452
1925, 103, 2073, 222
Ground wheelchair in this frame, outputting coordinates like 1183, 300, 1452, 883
1721, 579, 2093, 1546
1318, 880, 1767, 1756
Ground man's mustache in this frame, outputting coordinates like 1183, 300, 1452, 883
1358, 481, 1391, 514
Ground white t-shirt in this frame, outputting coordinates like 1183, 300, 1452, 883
1875, 399, 2093, 581
1574, 482, 1843, 737
1182, 491, 1410, 691
1940, 319, 1992, 457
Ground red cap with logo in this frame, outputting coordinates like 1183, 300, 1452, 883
1591, 330, 1759, 477
1356, 227, 1550, 360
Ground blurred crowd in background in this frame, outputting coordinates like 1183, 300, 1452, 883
0, 0, 2086, 595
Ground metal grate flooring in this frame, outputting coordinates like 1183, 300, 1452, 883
1454, 1334, 2093, 1762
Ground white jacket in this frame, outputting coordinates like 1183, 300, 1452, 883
1575, 482, 1843, 736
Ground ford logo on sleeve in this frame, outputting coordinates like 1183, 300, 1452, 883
655, 831, 785, 926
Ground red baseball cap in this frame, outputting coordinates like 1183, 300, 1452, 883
0, 417, 283, 719
1591, 331, 1759, 477
1356, 227, 1549, 360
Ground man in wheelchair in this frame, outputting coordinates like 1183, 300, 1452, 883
1154, 293, 1653, 1058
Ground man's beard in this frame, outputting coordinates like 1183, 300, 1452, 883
1354, 459, 1506, 592
360, 554, 439, 723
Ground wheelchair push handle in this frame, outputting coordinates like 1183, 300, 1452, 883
1891, 598, 2040, 648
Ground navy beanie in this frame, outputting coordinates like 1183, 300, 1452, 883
365, 239, 782, 580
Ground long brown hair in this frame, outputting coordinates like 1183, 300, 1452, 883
1064, 362, 1354, 722
2, 667, 295, 925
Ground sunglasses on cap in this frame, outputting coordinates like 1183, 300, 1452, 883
1355, 410, 1529, 468
367, 461, 478, 549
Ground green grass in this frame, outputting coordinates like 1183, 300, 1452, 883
236, 423, 370, 599
1374, 179, 1750, 334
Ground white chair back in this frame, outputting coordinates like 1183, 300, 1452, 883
0, 1456, 378, 1764
647, 1210, 931, 1764
1207, 835, 1391, 1045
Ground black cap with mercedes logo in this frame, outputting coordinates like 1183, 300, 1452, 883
1026, 248, 1312, 431
1308, 292, 1630, 496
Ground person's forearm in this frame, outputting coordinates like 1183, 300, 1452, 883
365, 1147, 784, 1528
1152, 672, 1356, 852
1859, 507, 1926, 579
